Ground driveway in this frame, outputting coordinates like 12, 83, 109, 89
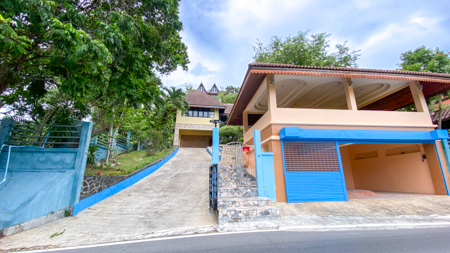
0, 148, 217, 251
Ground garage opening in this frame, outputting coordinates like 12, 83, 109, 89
282, 141, 449, 203
280, 127, 450, 203
179, 129, 212, 148
340, 143, 448, 200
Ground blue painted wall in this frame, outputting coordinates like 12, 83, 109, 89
0, 121, 92, 229
253, 130, 277, 201
211, 127, 219, 165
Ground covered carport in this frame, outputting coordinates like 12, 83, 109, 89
280, 127, 450, 203
179, 129, 213, 148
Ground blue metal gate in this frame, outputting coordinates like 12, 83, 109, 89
282, 141, 348, 203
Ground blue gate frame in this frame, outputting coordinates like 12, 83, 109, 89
280, 127, 450, 203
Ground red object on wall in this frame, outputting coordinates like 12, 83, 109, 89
243, 146, 250, 152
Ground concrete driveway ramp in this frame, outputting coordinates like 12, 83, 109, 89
0, 148, 217, 250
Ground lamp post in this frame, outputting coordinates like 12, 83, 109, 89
209, 119, 222, 128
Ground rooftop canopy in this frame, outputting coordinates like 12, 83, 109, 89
227, 62, 450, 125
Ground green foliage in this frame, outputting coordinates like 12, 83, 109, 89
183, 83, 195, 94
219, 125, 242, 138
236, 137, 244, 142
253, 30, 360, 67
85, 148, 174, 176
215, 85, 239, 104
221, 137, 232, 144
399, 46, 450, 73
1, 0, 189, 127
218, 93, 238, 104
398, 46, 450, 128
87, 145, 100, 165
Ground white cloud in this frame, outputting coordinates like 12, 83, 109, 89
357, 13, 443, 57
216, 0, 313, 41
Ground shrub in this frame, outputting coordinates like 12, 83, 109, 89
87, 145, 99, 165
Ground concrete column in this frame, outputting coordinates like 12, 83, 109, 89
243, 111, 249, 134
343, 78, 358, 110
266, 74, 277, 118
409, 81, 428, 113
173, 128, 180, 147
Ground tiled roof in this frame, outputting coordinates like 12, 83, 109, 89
185, 90, 225, 108
249, 62, 450, 78
224, 104, 233, 114
431, 109, 450, 123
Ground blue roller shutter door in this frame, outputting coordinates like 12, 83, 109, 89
282, 141, 348, 203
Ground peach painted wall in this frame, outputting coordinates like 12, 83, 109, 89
267, 140, 287, 202
423, 143, 448, 194
348, 143, 435, 194
339, 146, 355, 189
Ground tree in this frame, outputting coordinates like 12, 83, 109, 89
164, 86, 189, 114
183, 83, 195, 94
1, 0, 189, 123
253, 30, 360, 67
398, 46, 450, 128
399, 46, 450, 73
219, 125, 243, 143
215, 85, 239, 104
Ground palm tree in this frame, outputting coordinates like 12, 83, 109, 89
163, 86, 189, 114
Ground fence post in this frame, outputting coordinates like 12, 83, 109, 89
0, 119, 13, 146
212, 127, 219, 165
70, 121, 93, 205
253, 130, 264, 197
261, 153, 276, 201
126, 131, 131, 150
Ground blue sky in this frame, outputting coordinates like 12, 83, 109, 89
162, 0, 450, 91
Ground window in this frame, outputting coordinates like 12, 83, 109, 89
185, 108, 215, 118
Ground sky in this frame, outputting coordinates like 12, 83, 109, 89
162, 0, 450, 91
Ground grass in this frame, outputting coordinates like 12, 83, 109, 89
85, 147, 174, 176
50, 230, 65, 238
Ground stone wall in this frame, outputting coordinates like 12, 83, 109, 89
175, 123, 214, 130
80, 175, 127, 200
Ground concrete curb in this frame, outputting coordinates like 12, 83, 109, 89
73, 148, 179, 215
14, 217, 450, 253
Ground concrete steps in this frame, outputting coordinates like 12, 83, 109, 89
218, 187, 258, 197
218, 197, 273, 208
219, 206, 280, 223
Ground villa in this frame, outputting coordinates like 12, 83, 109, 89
226, 62, 450, 203
173, 84, 232, 148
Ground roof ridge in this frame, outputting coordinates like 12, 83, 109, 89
249, 62, 450, 78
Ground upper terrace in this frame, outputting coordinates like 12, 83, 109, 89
226, 63, 450, 143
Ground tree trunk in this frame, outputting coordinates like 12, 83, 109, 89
105, 125, 113, 165
137, 140, 140, 150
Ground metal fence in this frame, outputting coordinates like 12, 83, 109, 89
5, 122, 83, 148
209, 164, 218, 212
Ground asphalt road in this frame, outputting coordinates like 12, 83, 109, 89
31, 227, 450, 253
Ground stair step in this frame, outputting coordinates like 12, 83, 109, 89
218, 187, 258, 197
218, 206, 280, 224
218, 197, 273, 208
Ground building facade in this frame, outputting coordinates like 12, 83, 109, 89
173, 84, 231, 148
227, 62, 450, 203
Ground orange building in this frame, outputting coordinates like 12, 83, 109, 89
226, 62, 450, 203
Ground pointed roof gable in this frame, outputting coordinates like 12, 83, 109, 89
185, 90, 226, 108
197, 83, 206, 92
208, 83, 220, 94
